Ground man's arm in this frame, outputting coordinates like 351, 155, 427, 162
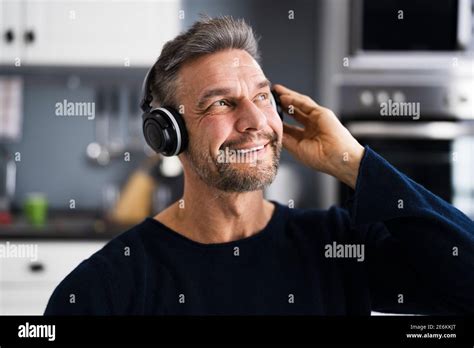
274, 84, 474, 314
350, 147, 474, 314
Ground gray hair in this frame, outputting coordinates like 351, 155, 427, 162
149, 15, 261, 109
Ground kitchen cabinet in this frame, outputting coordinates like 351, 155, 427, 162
0, 0, 181, 67
0, 240, 105, 315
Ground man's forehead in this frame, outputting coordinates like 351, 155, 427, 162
181, 49, 261, 78
186, 73, 269, 103
193, 71, 267, 89
185, 61, 262, 83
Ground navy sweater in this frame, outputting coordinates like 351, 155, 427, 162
44, 147, 474, 315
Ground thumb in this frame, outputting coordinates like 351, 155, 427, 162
282, 123, 303, 154
282, 133, 299, 156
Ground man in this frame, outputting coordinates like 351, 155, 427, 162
45, 16, 474, 315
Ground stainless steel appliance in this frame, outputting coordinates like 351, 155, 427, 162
350, 0, 473, 53
331, 0, 474, 219
346, 0, 474, 75
336, 71, 474, 219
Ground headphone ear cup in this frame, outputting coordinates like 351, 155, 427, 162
166, 107, 188, 156
142, 107, 188, 156
142, 111, 167, 154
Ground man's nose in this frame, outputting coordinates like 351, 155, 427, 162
235, 98, 267, 133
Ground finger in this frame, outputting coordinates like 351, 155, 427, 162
279, 93, 319, 116
283, 122, 304, 141
273, 84, 307, 99
282, 123, 304, 154
285, 104, 326, 128
274, 84, 322, 116
283, 104, 310, 126
282, 133, 299, 155
273, 84, 307, 103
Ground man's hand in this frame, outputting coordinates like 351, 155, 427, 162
273, 84, 365, 190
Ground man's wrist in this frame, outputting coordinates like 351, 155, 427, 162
331, 145, 365, 190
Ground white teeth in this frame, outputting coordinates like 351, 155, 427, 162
236, 144, 265, 154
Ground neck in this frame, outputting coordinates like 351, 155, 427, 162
156, 170, 275, 244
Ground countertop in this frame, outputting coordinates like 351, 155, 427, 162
0, 211, 135, 240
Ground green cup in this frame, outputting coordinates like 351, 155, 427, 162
24, 193, 48, 227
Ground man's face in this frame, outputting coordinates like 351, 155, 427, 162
177, 49, 283, 192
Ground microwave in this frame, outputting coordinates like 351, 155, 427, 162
350, 0, 473, 53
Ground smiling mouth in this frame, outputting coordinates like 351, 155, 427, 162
235, 144, 266, 154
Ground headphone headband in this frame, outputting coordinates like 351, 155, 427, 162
140, 65, 155, 113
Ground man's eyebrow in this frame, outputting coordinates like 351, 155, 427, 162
195, 79, 271, 110
196, 87, 233, 110
256, 79, 271, 90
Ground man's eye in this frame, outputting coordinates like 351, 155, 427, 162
255, 93, 269, 102
212, 100, 229, 107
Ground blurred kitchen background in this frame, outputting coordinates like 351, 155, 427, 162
0, 0, 473, 315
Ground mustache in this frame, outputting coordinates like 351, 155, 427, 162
220, 132, 278, 150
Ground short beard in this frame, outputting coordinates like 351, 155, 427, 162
186, 133, 281, 193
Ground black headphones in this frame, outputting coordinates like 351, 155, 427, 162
140, 65, 283, 156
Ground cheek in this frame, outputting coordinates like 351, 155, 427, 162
267, 109, 283, 140
201, 119, 234, 151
